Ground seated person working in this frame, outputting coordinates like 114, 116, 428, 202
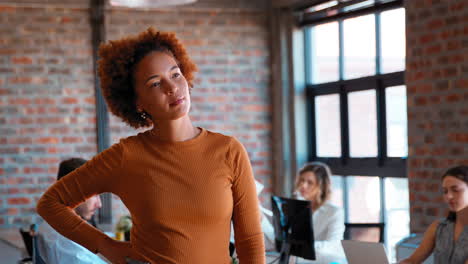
400, 165, 468, 264
38, 158, 107, 264
294, 162, 346, 264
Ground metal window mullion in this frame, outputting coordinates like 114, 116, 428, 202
375, 12, 386, 168
380, 176, 387, 244
340, 85, 349, 165
375, 11, 382, 75
339, 19, 344, 81
338, 19, 350, 166
377, 78, 387, 167
309, 92, 317, 161
343, 175, 350, 223
304, 27, 313, 85
304, 27, 318, 161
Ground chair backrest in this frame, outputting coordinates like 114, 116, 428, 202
19, 228, 34, 258
19, 224, 46, 264
344, 223, 385, 243
32, 232, 46, 264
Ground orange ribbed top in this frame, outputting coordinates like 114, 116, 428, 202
37, 128, 265, 263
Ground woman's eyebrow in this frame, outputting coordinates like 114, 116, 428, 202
144, 65, 179, 83
145, 74, 160, 83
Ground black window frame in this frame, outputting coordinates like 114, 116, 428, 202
303, 4, 406, 178
306, 72, 406, 178
301, 2, 407, 241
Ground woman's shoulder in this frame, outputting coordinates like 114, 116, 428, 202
433, 218, 451, 231
322, 202, 342, 212
203, 129, 243, 147
319, 202, 344, 216
116, 130, 152, 146
204, 128, 234, 140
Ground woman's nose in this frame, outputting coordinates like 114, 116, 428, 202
164, 80, 178, 94
446, 192, 453, 199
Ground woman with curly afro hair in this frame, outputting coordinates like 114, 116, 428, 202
37, 27, 265, 264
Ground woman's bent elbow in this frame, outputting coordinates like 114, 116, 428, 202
36, 194, 49, 219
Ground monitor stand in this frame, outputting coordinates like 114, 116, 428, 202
279, 226, 293, 264
279, 240, 292, 264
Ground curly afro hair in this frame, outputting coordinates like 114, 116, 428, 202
98, 27, 198, 128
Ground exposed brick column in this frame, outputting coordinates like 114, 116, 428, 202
405, 0, 468, 233
0, 4, 97, 227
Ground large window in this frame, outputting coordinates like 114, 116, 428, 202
303, 5, 407, 261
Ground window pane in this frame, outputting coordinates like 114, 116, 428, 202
348, 90, 377, 157
384, 177, 410, 262
347, 176, 381, 223
330, 175, 344, 207
386, 85, 408, 157
344, 14, 376, 79
381, 8, 406, 73
315, 94, 341, 157
309, 22, 339, 84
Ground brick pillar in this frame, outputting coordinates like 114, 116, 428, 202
405, 0, 468, 233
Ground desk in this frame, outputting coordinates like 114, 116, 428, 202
265, 252, 319, 264
265, 253, 345, 264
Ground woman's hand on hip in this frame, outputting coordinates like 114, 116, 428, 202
98, 237, 147, 264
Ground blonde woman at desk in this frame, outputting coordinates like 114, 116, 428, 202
294, 162, 346, 264
400, 165, 468, 264
37, 28, 265, 264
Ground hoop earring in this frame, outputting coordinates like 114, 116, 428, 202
140, 111, 148, 120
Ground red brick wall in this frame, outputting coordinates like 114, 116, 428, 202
405, 0, 468, 232
0, 5, 97, 227
0, 2, 272, 228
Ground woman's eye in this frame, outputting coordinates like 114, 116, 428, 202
172, 72, 181, 78
151, 82, 160, 88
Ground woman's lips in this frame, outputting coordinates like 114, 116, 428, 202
169, 97, 184, 106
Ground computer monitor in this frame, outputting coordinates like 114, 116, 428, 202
271, 196, 315, 264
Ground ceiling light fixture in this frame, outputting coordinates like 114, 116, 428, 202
110, 0, 197, 8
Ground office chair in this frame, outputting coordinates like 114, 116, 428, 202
18, 224, 46, 264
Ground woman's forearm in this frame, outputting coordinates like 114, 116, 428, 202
37, 189, 108, 253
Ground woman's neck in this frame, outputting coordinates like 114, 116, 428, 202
151, 116, 199, 142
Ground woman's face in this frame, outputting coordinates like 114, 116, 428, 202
442, 175, 468, 212
133, 51, 191, 123
75, 195, 102, 221
297, 171, 320, 202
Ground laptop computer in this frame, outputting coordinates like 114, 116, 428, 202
341, 240, 390, 264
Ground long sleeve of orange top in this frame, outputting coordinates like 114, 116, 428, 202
36, 128, 265, 264
229, 138, 266, 263
36, 142, 122, 253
